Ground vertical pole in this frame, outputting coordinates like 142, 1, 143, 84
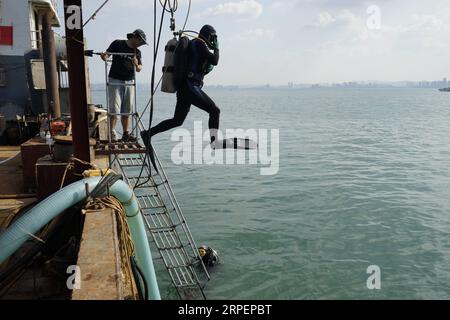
63, 0, 91, 171
105, 59, 112, 166
133, 62, 137, 139
41, 11, 61, 118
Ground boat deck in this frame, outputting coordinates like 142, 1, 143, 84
0, 146, 127, 300
0, 146, 25, 195
0, 147, 37, 232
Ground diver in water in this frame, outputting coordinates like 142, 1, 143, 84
141, 25, 220, 146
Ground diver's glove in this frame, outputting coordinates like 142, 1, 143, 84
205, 64, 214, 74
212, 37, 219, 50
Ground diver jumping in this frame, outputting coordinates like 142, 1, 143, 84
141, 25, 220, 147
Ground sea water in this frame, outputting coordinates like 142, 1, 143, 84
91, 87, 450, 299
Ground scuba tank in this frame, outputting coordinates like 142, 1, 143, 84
161, 38, 178, 93
161, 36, 191, 93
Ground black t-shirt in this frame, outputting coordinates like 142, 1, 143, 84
106, 40, 142, 81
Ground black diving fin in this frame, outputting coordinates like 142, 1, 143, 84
213, 137, 258, 150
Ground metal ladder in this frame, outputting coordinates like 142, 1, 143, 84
102, 56, 210, 299
113, 143, 210, 300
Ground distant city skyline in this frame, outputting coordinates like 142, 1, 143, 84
55, 0, 450, 86
92, 78, 450, 90
90, 77, 450, 91
296, 77, 450, 89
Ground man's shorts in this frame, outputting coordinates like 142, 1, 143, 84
108, 77, 135, 117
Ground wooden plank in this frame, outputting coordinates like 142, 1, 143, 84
94, 141, 146, 156
72, 208, 130, 300
0, 151, 25, 195
94, 149, 146, 155
20, 137, 51, 191
36, 156, 76, 200
0, 147, 21, 151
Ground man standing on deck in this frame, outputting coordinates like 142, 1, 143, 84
101, 29, 147, 142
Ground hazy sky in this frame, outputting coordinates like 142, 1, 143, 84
55, 0, 450, 85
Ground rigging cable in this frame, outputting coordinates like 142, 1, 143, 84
82, 0, 111, 28
131, 0, 190, 133
159, 0, 178, 13
133, 0, 169, 189
67, 0, 112, 45
134, 0, 194, 188
181, 0, 191, 32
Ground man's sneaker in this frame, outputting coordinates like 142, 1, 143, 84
111, 129, 119, 142
121, 131, 137, 142
140, 130, 150, 149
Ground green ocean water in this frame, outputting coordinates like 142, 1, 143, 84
92, 87, 450, 299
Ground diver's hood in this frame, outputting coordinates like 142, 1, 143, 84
200, 25, 216, 41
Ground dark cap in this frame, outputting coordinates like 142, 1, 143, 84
127, 29, 148, 45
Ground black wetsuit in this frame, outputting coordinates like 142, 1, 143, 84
150, 27, 220, 140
